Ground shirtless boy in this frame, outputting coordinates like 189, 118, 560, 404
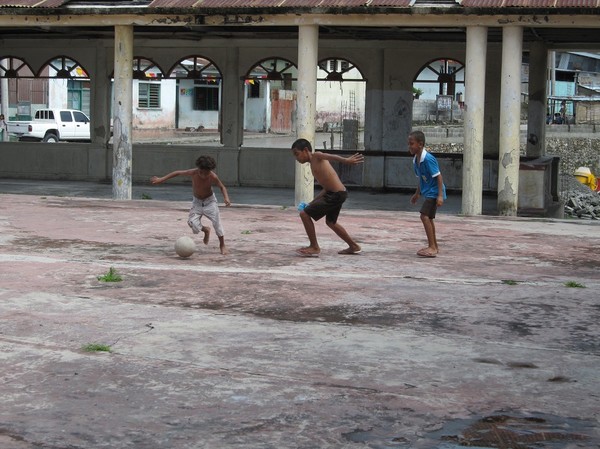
291, 138, 363, 257
151, 155, 231, 255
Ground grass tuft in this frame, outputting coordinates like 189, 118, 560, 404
97, 267, 122, 282
501, 279, 519, 285
241, 230, 252, 234
82, 343, 111, 353
564, 281, 586, 288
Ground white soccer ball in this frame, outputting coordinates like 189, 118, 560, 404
174, 236, 196, 258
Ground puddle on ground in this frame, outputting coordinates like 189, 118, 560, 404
342, 411, 598, 448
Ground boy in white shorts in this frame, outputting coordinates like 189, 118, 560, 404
151, 155, 231, 255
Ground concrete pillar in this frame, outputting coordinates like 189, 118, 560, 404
497, 26, 523, 216
91, 42, 111, 146
462, 26, 488, 216
295, 24, 318, 206
364, 49, 384, 152
112, 25, 134, 200
483, 45, 502, 158
526, 41, 548, 158
221, 47, 242, 148
1, 61, 8, 142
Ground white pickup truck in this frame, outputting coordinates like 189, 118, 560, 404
7, 109, 91, 142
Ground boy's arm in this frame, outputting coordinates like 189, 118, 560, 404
410, 184, 420, 205
150, 169, 195, 185
212, 173, 231, 206
313, 151, 364, 165
435, 173, 444, 206
410, 161, 421, 204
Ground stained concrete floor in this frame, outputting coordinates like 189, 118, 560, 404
0, 186, 599, 449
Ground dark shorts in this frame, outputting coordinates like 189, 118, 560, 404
420, 197, 438, 219
304, 190, 348, 224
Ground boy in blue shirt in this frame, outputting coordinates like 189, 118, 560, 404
408, 130, 446, 258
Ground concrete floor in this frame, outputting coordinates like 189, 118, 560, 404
0, 188, 599, 448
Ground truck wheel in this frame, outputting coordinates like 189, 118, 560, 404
43, 134, 59, 143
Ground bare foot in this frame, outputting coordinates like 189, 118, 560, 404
220, 245, 228, 255
338, 245, 362, 255
417, 247, 438, 258
296, 247, 320, 257
202, 226, 210, 245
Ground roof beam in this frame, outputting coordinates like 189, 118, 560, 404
0, 13, 197, 27
0, 11, 599, 29
204, 12, 600, 28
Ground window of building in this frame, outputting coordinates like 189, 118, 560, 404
193, 80, 219, 111
138, 82, 161, 109
247, 80, 261, 98
67, 80, 91, 115
413, 58, 465, 99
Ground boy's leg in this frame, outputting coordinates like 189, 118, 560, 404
321, 191, 360, 254
327, 220, 361, 254
298, 211, 320, 255
203, 200, 226, 255
218, 235, 227, 255
201, 226, 210, 244
431, 219, 439, 251
418, 214, 438, 257
418, 198, 438, 257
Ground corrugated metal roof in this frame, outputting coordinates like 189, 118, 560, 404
153, 0, 409, 6
147, 0, 600, 7
0, 0, 66, 6
0, 0, 596, 8
146, 0, 411, 9
461, 0, 600, 6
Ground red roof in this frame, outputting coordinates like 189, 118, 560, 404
461, 0, 600, 5
0, 0, 597, 8
0, 0, 66, 7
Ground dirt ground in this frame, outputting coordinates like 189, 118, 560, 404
0, 192, 599, 448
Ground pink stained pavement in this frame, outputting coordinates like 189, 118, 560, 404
0, 193, 599, 448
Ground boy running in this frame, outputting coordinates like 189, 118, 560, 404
151, 155, 231, 255
291, 138, 363, 257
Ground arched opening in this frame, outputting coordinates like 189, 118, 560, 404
413, 58, 465, 123
40, 56, 91, 116
110, 57, 167, 140
317, 57, 366, 151
167, 56, 222, 136
0, 57, 36, 128
243, 57, 297, 145
1, 56, 90, 121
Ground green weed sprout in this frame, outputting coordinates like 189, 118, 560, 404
97, 267, 122, 282
82, 343, 112, 353
564, 281, 586, 288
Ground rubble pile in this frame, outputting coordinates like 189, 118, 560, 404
561, 175, 600, 219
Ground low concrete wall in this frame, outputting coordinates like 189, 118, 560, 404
0, 142, 542, 196
0, 143, 110, 181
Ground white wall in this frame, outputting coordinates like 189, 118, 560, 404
315, 79, 366, 130
48, 78, 69, 109
133, 78, 177, 129
176, 78, 220, 130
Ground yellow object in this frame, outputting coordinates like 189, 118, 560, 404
574, 167, 598, 191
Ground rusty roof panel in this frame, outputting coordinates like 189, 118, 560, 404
148, 0, 411, 7
461, 0, 600, 5
146, 0, 196, 6
368, 0, 411, 5
0, 0, 66, 6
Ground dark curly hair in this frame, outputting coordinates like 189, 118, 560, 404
195, 155, 216, 171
